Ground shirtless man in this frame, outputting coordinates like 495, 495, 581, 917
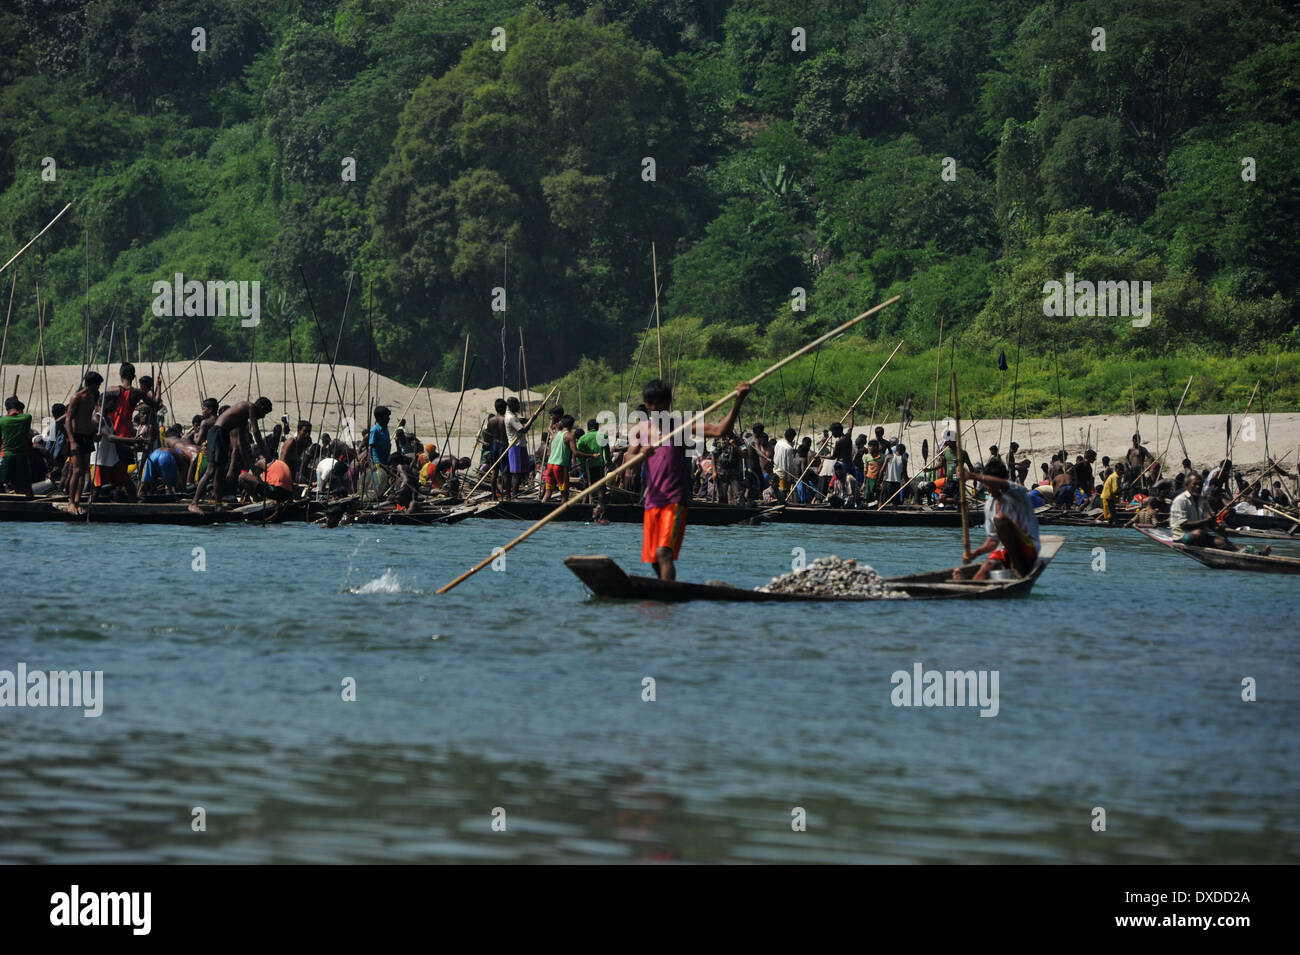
163, 424, 202, 488
280, 419, 313, 481
190, 397, 272, 512
191, 398, 219, 445
389, 452, 419, 510
64, 372, 103, 515
1125, 433, 1153, 490
482, 399, 508, 495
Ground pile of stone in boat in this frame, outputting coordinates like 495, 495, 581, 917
756, 556, 907, 598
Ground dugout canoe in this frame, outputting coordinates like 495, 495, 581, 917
1136, 526, 1300, 574
0, 498, 247, 525
564, 535, 1065, 603
1220, 525, 1300, 541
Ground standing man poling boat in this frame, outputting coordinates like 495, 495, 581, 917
627, 377, 750, 581
954, 459, 1041, 580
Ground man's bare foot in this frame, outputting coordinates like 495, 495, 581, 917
187, 504, 204, 515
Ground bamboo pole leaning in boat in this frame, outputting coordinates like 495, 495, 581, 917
783, 338, 905, 503
1161, 374, 1193, 464
952, 368, 971, 559
161, 346, 213, 402
930, 317, 943, 456
0, 270, 16, 395
395, 370, 429, 437
874, 419, 980, 511
651, 241, 663, 379
446, 355, 479, 459
1226, 380, 1261, 462
1213, 449, 1295, 522
438, 296, 901, 594
298, 266, 351, 441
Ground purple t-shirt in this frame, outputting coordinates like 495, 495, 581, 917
633, 415, 690, 508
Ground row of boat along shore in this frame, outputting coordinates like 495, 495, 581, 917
4, 489, 1299, 537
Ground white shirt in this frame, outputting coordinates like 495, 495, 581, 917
504, 410, 526, 442
1170, 489, 1213, 536
772, 438, 796, 479
89, 419, 119, 468
316, 457, 338, 491
883, 451, 907, 482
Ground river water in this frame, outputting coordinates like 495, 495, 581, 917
2, 518, 1297, 863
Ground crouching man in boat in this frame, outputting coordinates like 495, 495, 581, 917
954, 459, 1041, 580
627, 378, 750, 581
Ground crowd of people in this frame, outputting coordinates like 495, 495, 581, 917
2, 367, 1294, 544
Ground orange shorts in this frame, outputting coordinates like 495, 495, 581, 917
642, 503, 687, 564
545, 463, 568, 491
990, 526, 1037, 567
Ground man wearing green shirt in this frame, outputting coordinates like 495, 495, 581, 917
576, 418, 614, 523
0, 396, 34, 498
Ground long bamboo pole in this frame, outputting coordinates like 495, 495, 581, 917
1128, 366, 1139, 438
930, 317, 943, 454
298, 267, 350, 435
438, 295, 901, 593
651, 242, 663, 379
783, 339, 904, 501
446, 356, 478, 459
1, 202, 72, 275
396, 371, 429, 435
29, 285, 45, 411
1054, 346, 1065, 453
1226, 379, 1261, 461
873, 419, 981, 510
0, 270, 16, 394
952, 368, 971, 557
1161, 374, 1193, 464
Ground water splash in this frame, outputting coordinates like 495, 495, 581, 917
342, 535, 368, 591
346, 569, 426, 595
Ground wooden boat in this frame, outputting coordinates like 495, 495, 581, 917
2, 498, 247, 525
1220, 525, 1300, 541
1136, 526, 1300, 574
564, 535, 1065, 602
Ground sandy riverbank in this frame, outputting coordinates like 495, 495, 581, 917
4, 363, 1297, 480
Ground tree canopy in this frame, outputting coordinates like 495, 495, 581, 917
0, 0, 1296, 396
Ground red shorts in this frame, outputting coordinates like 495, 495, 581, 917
643, 503, 687, 563
990, 535, 1037, 567
94, 462, 129, 487
545, 463, 568, 491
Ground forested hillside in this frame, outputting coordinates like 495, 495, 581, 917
1, 0, 1297, 414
